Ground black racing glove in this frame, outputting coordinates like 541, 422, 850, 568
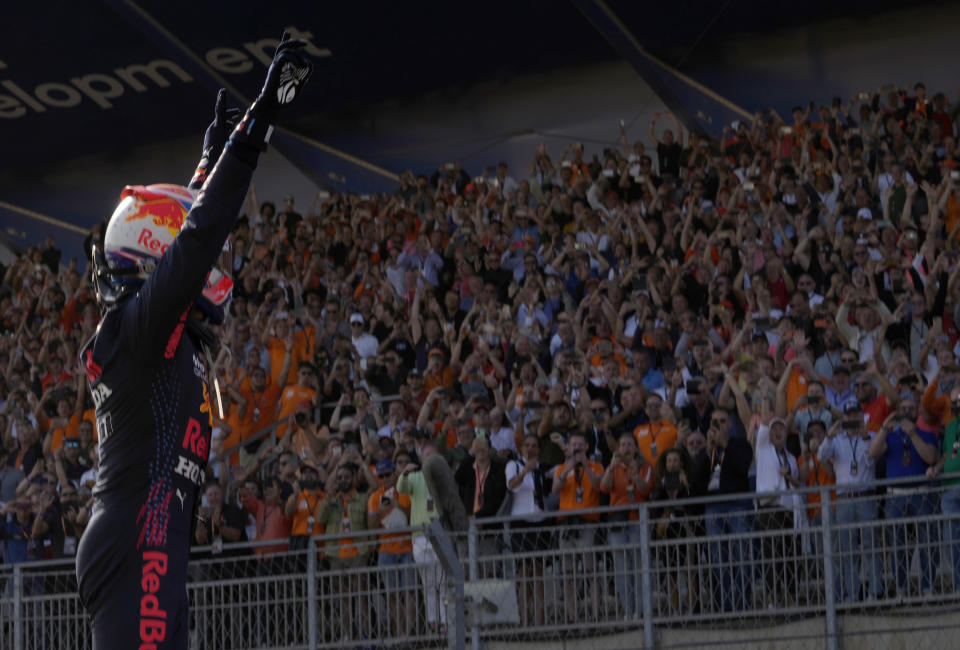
229, 31, 313, 155
189, 88, 242, 190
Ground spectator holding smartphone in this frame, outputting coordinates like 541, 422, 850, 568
552, 431, 603, 622
817, 403, 882, 603
367, 459, 414, 638
868, 396, 939, 596
692, 408, 753, 612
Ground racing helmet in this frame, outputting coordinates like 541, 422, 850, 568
92, 184, 234, 324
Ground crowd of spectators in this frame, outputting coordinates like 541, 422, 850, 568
4, 81, 960, 628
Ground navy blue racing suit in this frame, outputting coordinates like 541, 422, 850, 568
76, 151, 254, 650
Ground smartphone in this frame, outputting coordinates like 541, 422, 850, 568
858, 92, 871, 100
952, 171, 960, 181
743, 181, 755, 191
575, 242, 586, 251
781, 126, 793, 135
445, 163, 455, 170
525, 400, 543, 409
851, 363, 867, 372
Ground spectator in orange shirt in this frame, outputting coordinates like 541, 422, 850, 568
797, 420, 835, 593
367, 458, 415, 638
238, 362, 287, 470
422, 346, 455, 393
284, 463, 325, 552
214, 385, 247, 469
600, 432, 653, 619
552, 431, 603, 622
261, 311, 305, 386
922, 364, 959, 427
276, 362, 318, 438
35, 380, 84, 458
633, 394, 678, 466
798, 421, 836, 524
239, 474, 292, 562
39, 354, 72, 394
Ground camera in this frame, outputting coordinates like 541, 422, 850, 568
841, 420, 860, 431
295, 412, 307, 425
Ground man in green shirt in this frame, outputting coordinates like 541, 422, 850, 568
396, 443, 446, 633
316, 462, 370, 641
927, 386, 960, 591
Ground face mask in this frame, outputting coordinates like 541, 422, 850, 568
337, 481, 352, 494
301, 479, 318, 490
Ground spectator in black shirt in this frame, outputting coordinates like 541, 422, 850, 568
649, 112, 684, 178
693, 419, 753, 611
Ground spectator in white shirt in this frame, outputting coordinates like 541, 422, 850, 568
816, 406, 882, 603
754, 417, 801, 607
349, 313, 379, 364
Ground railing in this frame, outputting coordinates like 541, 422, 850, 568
4, 474, 960, 649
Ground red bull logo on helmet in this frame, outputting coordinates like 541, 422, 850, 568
121, 184, 193, 240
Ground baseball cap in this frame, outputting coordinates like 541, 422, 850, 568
349, 313, 364, 324
769, 417, 788, 429
428, 346, 444, 358
375, 459, 396, 476
842, 399, 861, 414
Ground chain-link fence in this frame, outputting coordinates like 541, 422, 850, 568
4, 476, 960, 649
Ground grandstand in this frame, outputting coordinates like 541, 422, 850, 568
4, 2, 960, 649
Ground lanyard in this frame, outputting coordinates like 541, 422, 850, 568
775, 447, 788, 468
340, 493, 353, 532
899, 430, 912, 452
846, 435, 859, 463
711, 447, 726, 469
303, 492, 321, 516
574, 464, 585, 485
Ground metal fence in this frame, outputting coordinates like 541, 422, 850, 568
4, 475, 960, 649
